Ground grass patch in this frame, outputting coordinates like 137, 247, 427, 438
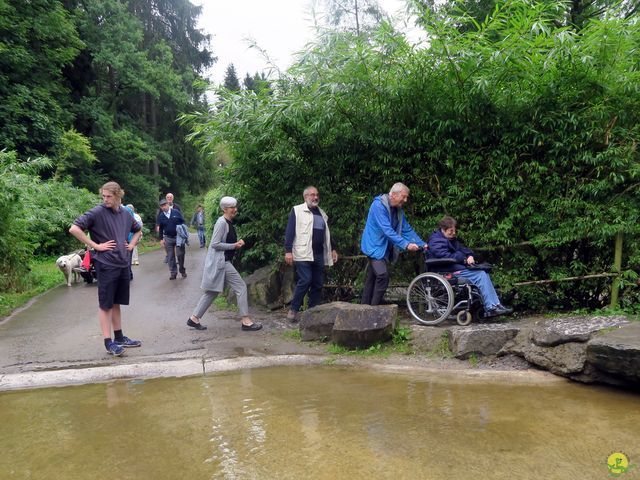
468, 353, 479, 368
282, 329, 301, 341
213, 295, 239, 311
326, 326, 414, 357
327, 342, 389, 357
0, 256, 62, 318
426, 331, 454, 359
594, 325, 621, 336
137, 237, 163, 254
545, 305, 640, 320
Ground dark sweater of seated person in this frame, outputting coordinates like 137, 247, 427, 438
427, 229, 474, 272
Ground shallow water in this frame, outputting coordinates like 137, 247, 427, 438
1, 365, 638, 479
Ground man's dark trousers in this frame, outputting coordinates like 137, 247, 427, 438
163, 235, 183, 276
361, 258, 389, 305
291, 254, 324, 312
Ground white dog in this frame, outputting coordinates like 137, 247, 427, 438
56, 252, 83, 286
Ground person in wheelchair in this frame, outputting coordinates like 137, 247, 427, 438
427, 216, 512, 317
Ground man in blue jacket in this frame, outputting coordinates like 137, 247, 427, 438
428, 216, 512, 317
361, 183, 426, 305
157, 198, 187, 280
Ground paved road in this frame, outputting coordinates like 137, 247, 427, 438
0, 235, 319, 375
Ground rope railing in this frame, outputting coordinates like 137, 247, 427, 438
323, 230, 630, 307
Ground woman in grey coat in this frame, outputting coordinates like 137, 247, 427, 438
187, 196, 262, 331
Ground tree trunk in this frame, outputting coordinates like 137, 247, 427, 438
150, 97, 159, 187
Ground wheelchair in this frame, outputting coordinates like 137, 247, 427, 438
406, 256, 487, 326
73, 249, 98, 284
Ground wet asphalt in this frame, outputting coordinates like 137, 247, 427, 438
0, 234, 322, 376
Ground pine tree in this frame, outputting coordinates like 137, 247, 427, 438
223, 64, 241, 91
243, 71, 270, 93
243, 73, 255, 91
318, 0, 387, 36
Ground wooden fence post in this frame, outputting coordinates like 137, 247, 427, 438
610, 230, 624, 308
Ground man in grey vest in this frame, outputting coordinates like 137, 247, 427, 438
284, 186, 338, 322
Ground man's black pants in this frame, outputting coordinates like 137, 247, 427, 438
361, 258, 389, 306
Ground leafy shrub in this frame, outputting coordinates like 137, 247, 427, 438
0, 151, 97, 290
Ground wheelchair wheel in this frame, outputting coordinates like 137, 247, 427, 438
472, 307, 485, 323
406, 273, 454, 325
456, 310, 473, 326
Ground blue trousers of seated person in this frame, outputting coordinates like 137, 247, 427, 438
457, 269, 500, 310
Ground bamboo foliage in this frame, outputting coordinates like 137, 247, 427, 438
184, 0, 640, 310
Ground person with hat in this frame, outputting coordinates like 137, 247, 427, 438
157, 197, 187, 280
187, 196, 262, 331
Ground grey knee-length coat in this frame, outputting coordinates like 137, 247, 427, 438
200, 215, 237, 292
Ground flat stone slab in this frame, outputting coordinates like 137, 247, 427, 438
299, 304, 337, 341
409, 326, 448, 353
300, 302, 396, 349
531, 315, 629, 347
586, 322, 640, 383
450, 324, 520, 359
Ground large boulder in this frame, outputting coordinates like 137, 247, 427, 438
281, 265, 296, 305
299, 304, 339, 341
299, 302, 397, 349
242, 263, 325, 309
525, 342, 587, 376
244, 265, 282, 309
449, 324, 520, 359
500, 326, 587, 375
500, 316, 638, 385
586, 323, 640, 384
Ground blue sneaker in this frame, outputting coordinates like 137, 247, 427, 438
114, 336, 141, 348
106, 341, 125, 357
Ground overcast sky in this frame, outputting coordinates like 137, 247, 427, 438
194, 0, 417, 85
